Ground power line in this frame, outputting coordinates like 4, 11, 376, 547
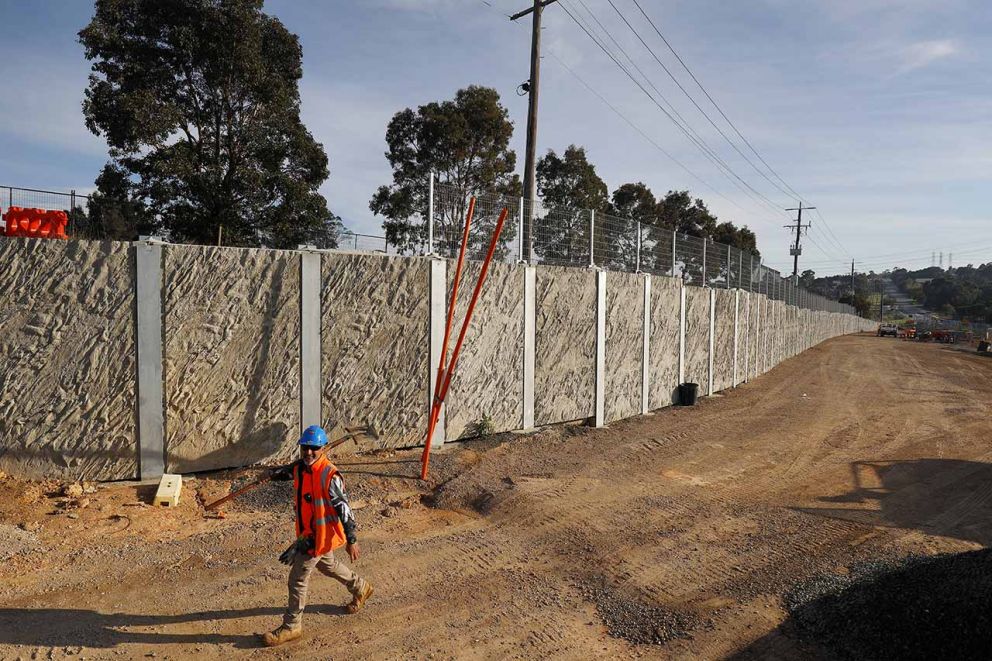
628, 0, 806, 203
479, 0, 760, 218
625, 0, 855, 255
558, 0, 790, 220
605, 0, 796, 207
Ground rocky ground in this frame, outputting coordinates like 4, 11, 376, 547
1, 334, 990, 659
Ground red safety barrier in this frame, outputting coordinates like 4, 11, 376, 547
2, 206, 68, 239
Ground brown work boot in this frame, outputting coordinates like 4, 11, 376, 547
261, 624, 302, 647
346, 582, 374, 614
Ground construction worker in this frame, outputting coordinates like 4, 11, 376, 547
261, 425, 374, 647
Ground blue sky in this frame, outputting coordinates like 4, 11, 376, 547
0, 0, 989, 274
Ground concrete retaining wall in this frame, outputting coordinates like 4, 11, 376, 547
321, 253, 431, 450
163, 246, 301, 473
0, 239, 137, 480
605, 272, 644, 423
534, 266, 596, 426
648, 277, 681, 409
0, 236, 875, 480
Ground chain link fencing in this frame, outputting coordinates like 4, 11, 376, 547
427, 181, 855, 315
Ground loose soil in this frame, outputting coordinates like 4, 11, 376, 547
1, 335, 990, 659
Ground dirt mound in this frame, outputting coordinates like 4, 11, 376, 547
783, 550, 992, 660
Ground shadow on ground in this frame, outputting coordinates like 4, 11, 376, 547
0, 604, 346, 650
797, 458, 992, 546
732, 548, 992, 660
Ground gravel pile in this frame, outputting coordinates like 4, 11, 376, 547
581, 576, 696, 646
784, 549, 992, 660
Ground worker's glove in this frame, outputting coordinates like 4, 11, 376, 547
269, 465, 293, 482
278, 536, 314, 565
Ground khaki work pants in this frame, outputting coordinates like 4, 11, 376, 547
283, 548, 366, 628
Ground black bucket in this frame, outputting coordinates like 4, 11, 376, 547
678, 382, 699, 406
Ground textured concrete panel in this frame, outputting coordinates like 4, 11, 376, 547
535, 266, 596, 426
683, 286, 710, 389
445, 261, 524, 439
649, 277, 681, 409
322, 254, 430, 450
712, 289, 736, 392
163, 245, 300, 472
0, 238, 137, 480
605, 272, 644, 423
750, 294, 764, 379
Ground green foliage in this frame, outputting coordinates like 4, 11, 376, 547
370, 85, 520, 255
79, 0, 338, 248
534, 145, 609, 266
467, 413, 495, 438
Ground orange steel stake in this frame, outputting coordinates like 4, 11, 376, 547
421, 197, 475, 473
433, 197, 475, 419
421, 206, 509, 480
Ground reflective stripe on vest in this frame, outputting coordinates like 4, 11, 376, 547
293, 457, 347, 556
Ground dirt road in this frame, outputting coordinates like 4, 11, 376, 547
2, 335, 991, 660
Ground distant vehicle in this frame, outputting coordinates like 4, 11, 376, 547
878, 324, 898, 337
898, 324, 916, 339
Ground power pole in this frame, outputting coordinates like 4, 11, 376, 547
850, 259, 855, 296
511, 0, 559, 263
784, 201, 815, 283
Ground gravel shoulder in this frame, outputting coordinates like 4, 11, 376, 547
1, 334, 990, 659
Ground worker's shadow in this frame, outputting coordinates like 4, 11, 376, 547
0, 604, 347, 650
796, 458, 992, 547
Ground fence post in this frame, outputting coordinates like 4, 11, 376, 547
518, 196, 525, 263
635, 221, 642, 273
733, 289, 740, 386
594, 270, 606, 426
678, 282, 686, 388
522, 265, 536, 429
428, 258, 447, 449
589, 210, 596, 268
702, 236, 708, 285
641, 274, 651, 414
300, 249, 322, 431
708, 288, 716, 395
726, 244, 731, 289
135, 239, 165, 479
427, 172, 435, 256
671, 230, 677, 278
739, 250, 744, 290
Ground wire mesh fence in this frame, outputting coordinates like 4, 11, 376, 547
427, 181, 854, 314
1, 185, 91, 237
337, 231, 395, 254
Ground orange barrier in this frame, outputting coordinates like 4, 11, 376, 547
2, 206, 68, 239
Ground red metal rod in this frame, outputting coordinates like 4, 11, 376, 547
422, 206, 509, 480
423, 197, 475, 467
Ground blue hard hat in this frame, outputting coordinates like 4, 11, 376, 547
298, 425, 328, 448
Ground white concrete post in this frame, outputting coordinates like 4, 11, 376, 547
641, 274, 651, 414
708, 287, 716, 395
594, 270, 606, 427
300, 250, 321, 430
428, 258, 447, 448
135, 239, 165, 479
743, 291, 751, 382
522, 266, 536, 430
678, 283, 686, 386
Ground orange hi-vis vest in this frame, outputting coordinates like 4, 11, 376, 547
293, 456, 347, 556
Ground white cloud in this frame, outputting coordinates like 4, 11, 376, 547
898, 39, 960, 72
